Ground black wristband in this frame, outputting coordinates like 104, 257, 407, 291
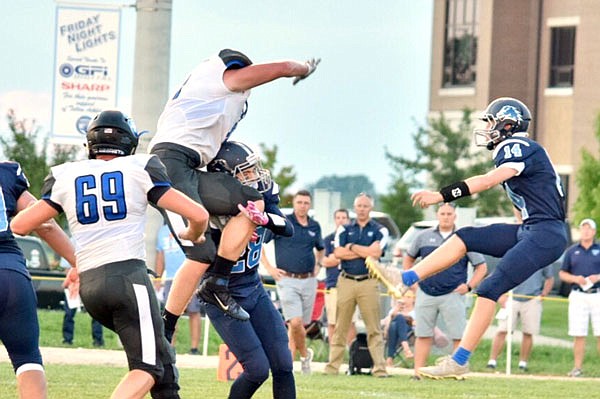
440, 181, 471, 203
466, 284, 472, 292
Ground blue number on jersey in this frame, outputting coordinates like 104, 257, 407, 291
75, 171, 126, 224
0, 189, 8, 231
503, 143, 523, 159
231, 231, 264, 274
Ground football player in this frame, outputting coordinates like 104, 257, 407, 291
406, 97, 568, 379
0, 161, 75, 399
148, 49, 319, 333
202, 141, 296, 399
11, 110, 209, 399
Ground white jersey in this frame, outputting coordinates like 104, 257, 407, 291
149, 54, 251, 166
43, 154, 171, 273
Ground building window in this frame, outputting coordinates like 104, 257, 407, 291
549, 26, 576, 88
443, 0, 478, 87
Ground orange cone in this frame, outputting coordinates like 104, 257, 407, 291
217, 344, 244, 381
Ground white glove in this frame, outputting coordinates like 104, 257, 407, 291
293, 58, 321, 85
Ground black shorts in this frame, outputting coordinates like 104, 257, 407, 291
151, 143, 262, 263
79, 260, 175, 381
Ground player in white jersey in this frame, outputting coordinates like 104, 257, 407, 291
11, 110, 209, 399
148, 49, 320, 333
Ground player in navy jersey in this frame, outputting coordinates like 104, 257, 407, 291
11, 110, 209, 399
405, 97, 568, 379
0, 161, 75, 399
149, 49, 320, 327
201, 141, 296, 399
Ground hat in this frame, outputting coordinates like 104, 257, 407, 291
579, 218, 597, 230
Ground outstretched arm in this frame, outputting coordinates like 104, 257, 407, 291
411, 166, 517, 208
224, 59, 320, 91
156, 188, 209, 243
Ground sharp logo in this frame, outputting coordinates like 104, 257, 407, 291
59, 63, 109, 78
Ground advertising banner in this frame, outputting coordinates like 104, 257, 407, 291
51, 5, 120, 144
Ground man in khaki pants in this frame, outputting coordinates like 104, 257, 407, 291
324, 193, 390, 378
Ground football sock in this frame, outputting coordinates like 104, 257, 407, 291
402, 270, 420, 287
212, 255, 235, 279
162, 309, 180, 343
452, 347, 471, 366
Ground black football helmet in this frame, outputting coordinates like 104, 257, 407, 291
207, 141, 272, 192
85, 110, 138, 159
474, 97, 532, 150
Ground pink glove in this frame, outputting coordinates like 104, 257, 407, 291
238, 201, 268, 225
250, 230, 260, 243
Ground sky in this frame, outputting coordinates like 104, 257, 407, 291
0, 0, 434, 194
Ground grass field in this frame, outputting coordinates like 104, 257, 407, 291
2, 296, 600, 398
1, 363, 599, 399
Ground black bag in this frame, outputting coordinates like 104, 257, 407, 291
348, 333, 373, 375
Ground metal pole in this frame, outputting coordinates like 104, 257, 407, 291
505, 290, 513, 375
131, 0, 172, 271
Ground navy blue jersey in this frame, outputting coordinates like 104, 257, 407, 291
561, 242, 600, 290
264, 212, 324, 274
335, 219, 389, 275
323, 231, 341, 289
0, 162, 29, 277
212, 182, 292, 288
493, 133, 565, 223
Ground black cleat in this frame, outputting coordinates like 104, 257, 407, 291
197, 276, 249, 321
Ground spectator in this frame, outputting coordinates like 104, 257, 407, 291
155, 224, 203, 355
404, 203, 487, 379
11, 110, 209, 398
1, 161, 75, 399
382, 292, 416, 366
148, 49, 320, 331
486, 265, 554, 372
559, 218, 600, 378
61, 261, 104, 347
322, 209, 357, 346
262, 190, 324, 375
324, 193, 390, 378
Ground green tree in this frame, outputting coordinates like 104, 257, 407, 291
385, 109, 512, 218
1, 109, 78, 200
572, 113, 600, 226
259, 143, 296, 207
309, 175, 376, 209
379, 170, 423, 235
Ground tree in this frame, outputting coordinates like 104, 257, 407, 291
379, 170, 423, 235
259, 143, 296, 207
309, 175, 376, 209
385, 109, 512, 219
1, 109, 78, 204
572, 113, 600, 225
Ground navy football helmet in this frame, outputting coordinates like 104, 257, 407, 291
207, 141, 272, 192
85, 110, 138, 159
218, 49, 252, 70
474, 97, 532, 150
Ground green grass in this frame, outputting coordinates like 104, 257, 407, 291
1, 363, 599, 399
2, 297, 600, 398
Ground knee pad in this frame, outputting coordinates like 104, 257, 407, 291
475, 270, 516, 302
15, 363, 44, 376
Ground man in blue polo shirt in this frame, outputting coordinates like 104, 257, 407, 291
404, 203, 487, 379
262, 189, 324, 375
324, 193, 390, 378
559, 218, 600, 378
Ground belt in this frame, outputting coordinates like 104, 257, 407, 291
282, 271, 312, 279
573, 287, 600, 294
341, 271, 371, 282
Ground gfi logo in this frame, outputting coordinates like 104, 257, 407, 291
59, 63, 108, 78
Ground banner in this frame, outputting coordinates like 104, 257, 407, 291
51, 5, 121, 144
